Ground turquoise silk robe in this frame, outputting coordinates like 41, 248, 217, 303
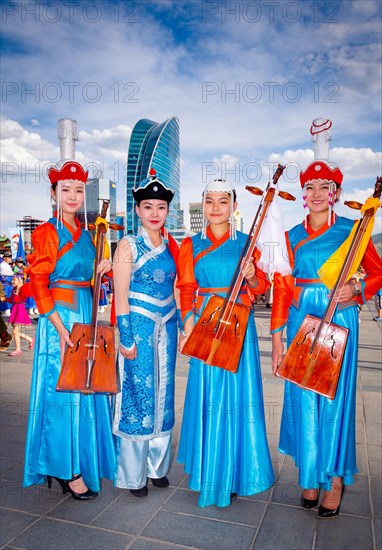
177, 227, 275, 507
23, 216, 115, 491
271, 215, 382, 490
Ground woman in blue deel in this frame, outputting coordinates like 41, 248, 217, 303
112, 169, 181, 497
177, 178, 275, 507
271, 137, 382, 518
23, 159, 115, 499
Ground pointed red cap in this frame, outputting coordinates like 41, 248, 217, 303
300, 160, 343, 187
48, 161, 88, 185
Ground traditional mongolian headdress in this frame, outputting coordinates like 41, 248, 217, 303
47, 118, 89, 228
132, 168, 174, 204
300, 117, 343, 227
201, 178, 237, 240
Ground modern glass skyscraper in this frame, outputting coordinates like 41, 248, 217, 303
126, 117, 182, 234
77, 177, 118, 253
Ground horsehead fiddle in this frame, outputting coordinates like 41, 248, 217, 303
276, 177, 382, 399
57, 199, 118, 394
182, 163, 295, 373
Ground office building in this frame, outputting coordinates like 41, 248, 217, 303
189, 204, 243, 234
16, 216, 44, 249
77, 177, 118, 253
189, 202, 203, 233
126, 117, 182, 234
233, 209, 244, 232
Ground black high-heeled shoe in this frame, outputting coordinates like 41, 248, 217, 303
47, 475, 67, 494
318, 485, 345, 519
65, 474, 98, 501
301, 489, 319, 509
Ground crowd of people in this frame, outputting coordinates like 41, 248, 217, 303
3, 121, 379, 518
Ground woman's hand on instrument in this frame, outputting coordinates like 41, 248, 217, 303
271, 333, 284, 376
178, 332, 189, 353
48, 311, 73, 363
120, 343, 137, 360
330, 281, 360, 303
243, 259, 257, 286
59, 326, 74, 364
97, 258, 112, 276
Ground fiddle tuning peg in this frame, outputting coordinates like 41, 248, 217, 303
344, 201, 363, 211
278, 190, 296, 201
245, 186, 264, 196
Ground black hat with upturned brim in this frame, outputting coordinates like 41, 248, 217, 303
132, 168, 174, 204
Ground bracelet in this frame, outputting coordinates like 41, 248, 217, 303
117, 314, 135, 349
246, 276, 258, 288
176, 308, 185, 333
349, 281, 361, 297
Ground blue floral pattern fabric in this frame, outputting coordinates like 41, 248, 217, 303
113, 228, 177, 440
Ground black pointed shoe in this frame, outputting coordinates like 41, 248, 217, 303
318, 485, 345, 519
301, 495, 319, 509
301, 489, 319, 509
47, 476, 67, 494
66, 474, 98, 501
130, 484, 148, 497
149, 476, 169, 488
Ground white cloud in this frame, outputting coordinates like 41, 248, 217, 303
0, 118, 57, 168
1, 0, 381, 240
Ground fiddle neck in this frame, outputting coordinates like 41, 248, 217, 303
321, 212, 371, 326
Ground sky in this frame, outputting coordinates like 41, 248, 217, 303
1, 0, 381, 236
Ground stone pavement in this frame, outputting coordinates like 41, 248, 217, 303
0, 301, 381, 550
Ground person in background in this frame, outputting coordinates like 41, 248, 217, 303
0, 281, 12, 351
13, 257, 26, 276
6, 274, 33, 356
0, 252, 14, 317
374, 287, 382, 322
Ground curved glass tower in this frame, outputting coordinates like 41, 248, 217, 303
126, 116, 182, 234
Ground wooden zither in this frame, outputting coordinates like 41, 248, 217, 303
276, 178, 382, 399
182, 164, 295, 373
57, 200, 118, 394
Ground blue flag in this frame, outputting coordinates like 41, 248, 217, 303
16, 231, 26, 262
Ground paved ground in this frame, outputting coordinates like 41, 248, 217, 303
0, 301, 381, 550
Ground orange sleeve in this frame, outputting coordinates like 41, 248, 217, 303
270, 232, 295, 333
27, 222, 59, 316
358, 239, 382, 304
19, 282, 33, 300
175, 237, 198, 321
167, 232, 180, 269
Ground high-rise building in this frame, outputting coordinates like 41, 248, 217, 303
126, 117, 182, 234
16, 216, 44, 249
189, 204, 244, 234
189, 202, 203, 233
115, 212, 126, 241
233, 209, 244, 232
78, 177, 118, 253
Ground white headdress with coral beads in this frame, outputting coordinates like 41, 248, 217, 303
300, 117, 343, 228
201, 179, 237, 240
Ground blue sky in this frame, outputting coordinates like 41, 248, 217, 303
1, 0, 381, 234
